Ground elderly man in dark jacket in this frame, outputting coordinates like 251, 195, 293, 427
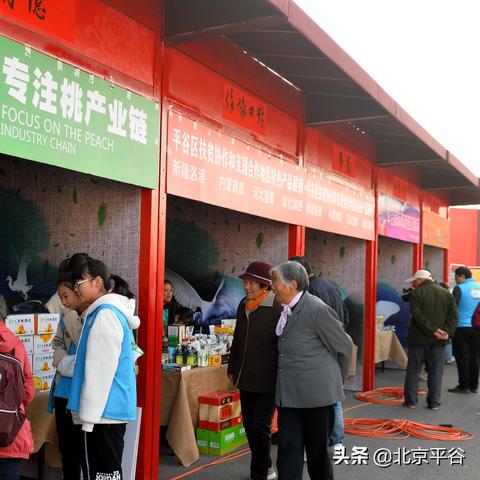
403, 269, 458, 410
290, 256, 348, 327
271, 261, 353, 480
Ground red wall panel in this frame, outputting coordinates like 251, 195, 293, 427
0, 0, 156, 89
449, 209, 479, 266
166, 46, 299, 158
304, 126, 374, 190
423, 190, 449, 218
376, 166, 420, 207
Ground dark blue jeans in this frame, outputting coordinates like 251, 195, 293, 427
329, 402, 344, 445
404, 344, 445, 407
0, 458, 21, 480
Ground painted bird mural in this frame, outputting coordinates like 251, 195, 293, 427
165, 268, 245, 324
5, 253, 33, 301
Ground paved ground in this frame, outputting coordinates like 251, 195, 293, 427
159, 363, 480, 480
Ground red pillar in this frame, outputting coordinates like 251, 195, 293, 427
136, 25, 166, 479
136, 189, 161, 479
412, 243, 423, 272
443, 249, 450, 283
413, 192, 423, 272
363, 238, 377, 391
288, 225, 305, 258
363, 167, 378, 391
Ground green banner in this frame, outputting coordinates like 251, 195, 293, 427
0, 35, 159, 188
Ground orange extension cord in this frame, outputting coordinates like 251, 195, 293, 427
169, 448, 251, 480
168, 387, 473, 479
346, 387, 473, 441
354, 387, 427, 405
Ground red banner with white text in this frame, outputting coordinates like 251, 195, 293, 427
166, 111, 375, 240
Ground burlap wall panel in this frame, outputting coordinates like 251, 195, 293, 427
0, 155, 140, 301
423, 245, 445, 282
166, 195, 289, 299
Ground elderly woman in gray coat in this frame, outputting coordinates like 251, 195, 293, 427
271, 261, 353, 480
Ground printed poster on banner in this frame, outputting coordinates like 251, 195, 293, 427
378, 193, 420, 243
0, 34, 160, 188
166, 110, 375, 241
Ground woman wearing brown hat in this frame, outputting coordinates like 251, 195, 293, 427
228, 261, 282, 480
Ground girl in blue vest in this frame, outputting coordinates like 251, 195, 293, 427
68, 259, 139, 480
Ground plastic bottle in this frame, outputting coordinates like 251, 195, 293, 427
175, 343, 184, 365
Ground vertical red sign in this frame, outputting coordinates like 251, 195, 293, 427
0, 0, 76, 43
393, 176, 408, 201
223, 83, 267, 135
332, 144, 356, 179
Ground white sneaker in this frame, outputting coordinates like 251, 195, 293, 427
332, 443, 344, 456
267, 467, 277, 480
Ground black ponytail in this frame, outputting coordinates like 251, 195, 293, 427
71, 259, 134, 299
110, 274, 135, 299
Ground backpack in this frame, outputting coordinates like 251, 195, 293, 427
472, 302, 480, 329
0, 352, 26, 446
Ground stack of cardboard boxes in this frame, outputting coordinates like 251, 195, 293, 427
196, 391, 247, 455
6, 313, 60, 392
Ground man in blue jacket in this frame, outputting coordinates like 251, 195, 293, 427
449, 266, 480, 394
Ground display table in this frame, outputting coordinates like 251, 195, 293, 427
25, 390, 61, 470
161, 364, 234, 467
375, 330, 408, 368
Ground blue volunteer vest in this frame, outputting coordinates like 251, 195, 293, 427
67, 304, 137, 422
457, 278, 480, 328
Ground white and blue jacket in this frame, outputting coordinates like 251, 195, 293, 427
67, 294, 140, 432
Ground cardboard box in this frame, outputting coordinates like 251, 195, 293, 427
208, 424, 247, 455
33, 370, 55, 392
18, 335, 34, 355
33, 333, 54, 353
33, 352, 54, 373
199, 414, 242, 432
5, 315, 35, 335
208, 355, 221, 367
199, 391, 240, 406
167, 325, 186, 347
198, 391, 239, 422
196, 428, 209, 454
35, 313, 60, 335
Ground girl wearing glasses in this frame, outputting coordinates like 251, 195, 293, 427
68, 259, 139, 480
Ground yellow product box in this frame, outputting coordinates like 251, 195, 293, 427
35, 313, 60, 335
208, 354, 221, 367
18, 335, 34, 355
33, 370, 55, 392
33, 352, 54, 373
5, 314, 35, 335
33, 333, 55, 353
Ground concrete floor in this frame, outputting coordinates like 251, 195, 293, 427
159, 363, 480, 480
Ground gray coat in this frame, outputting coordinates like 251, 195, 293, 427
276, 292, 353, 408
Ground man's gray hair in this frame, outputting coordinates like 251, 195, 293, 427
271, 261, 309, 292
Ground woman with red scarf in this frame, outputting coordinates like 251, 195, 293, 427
228, 262, 281, 480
